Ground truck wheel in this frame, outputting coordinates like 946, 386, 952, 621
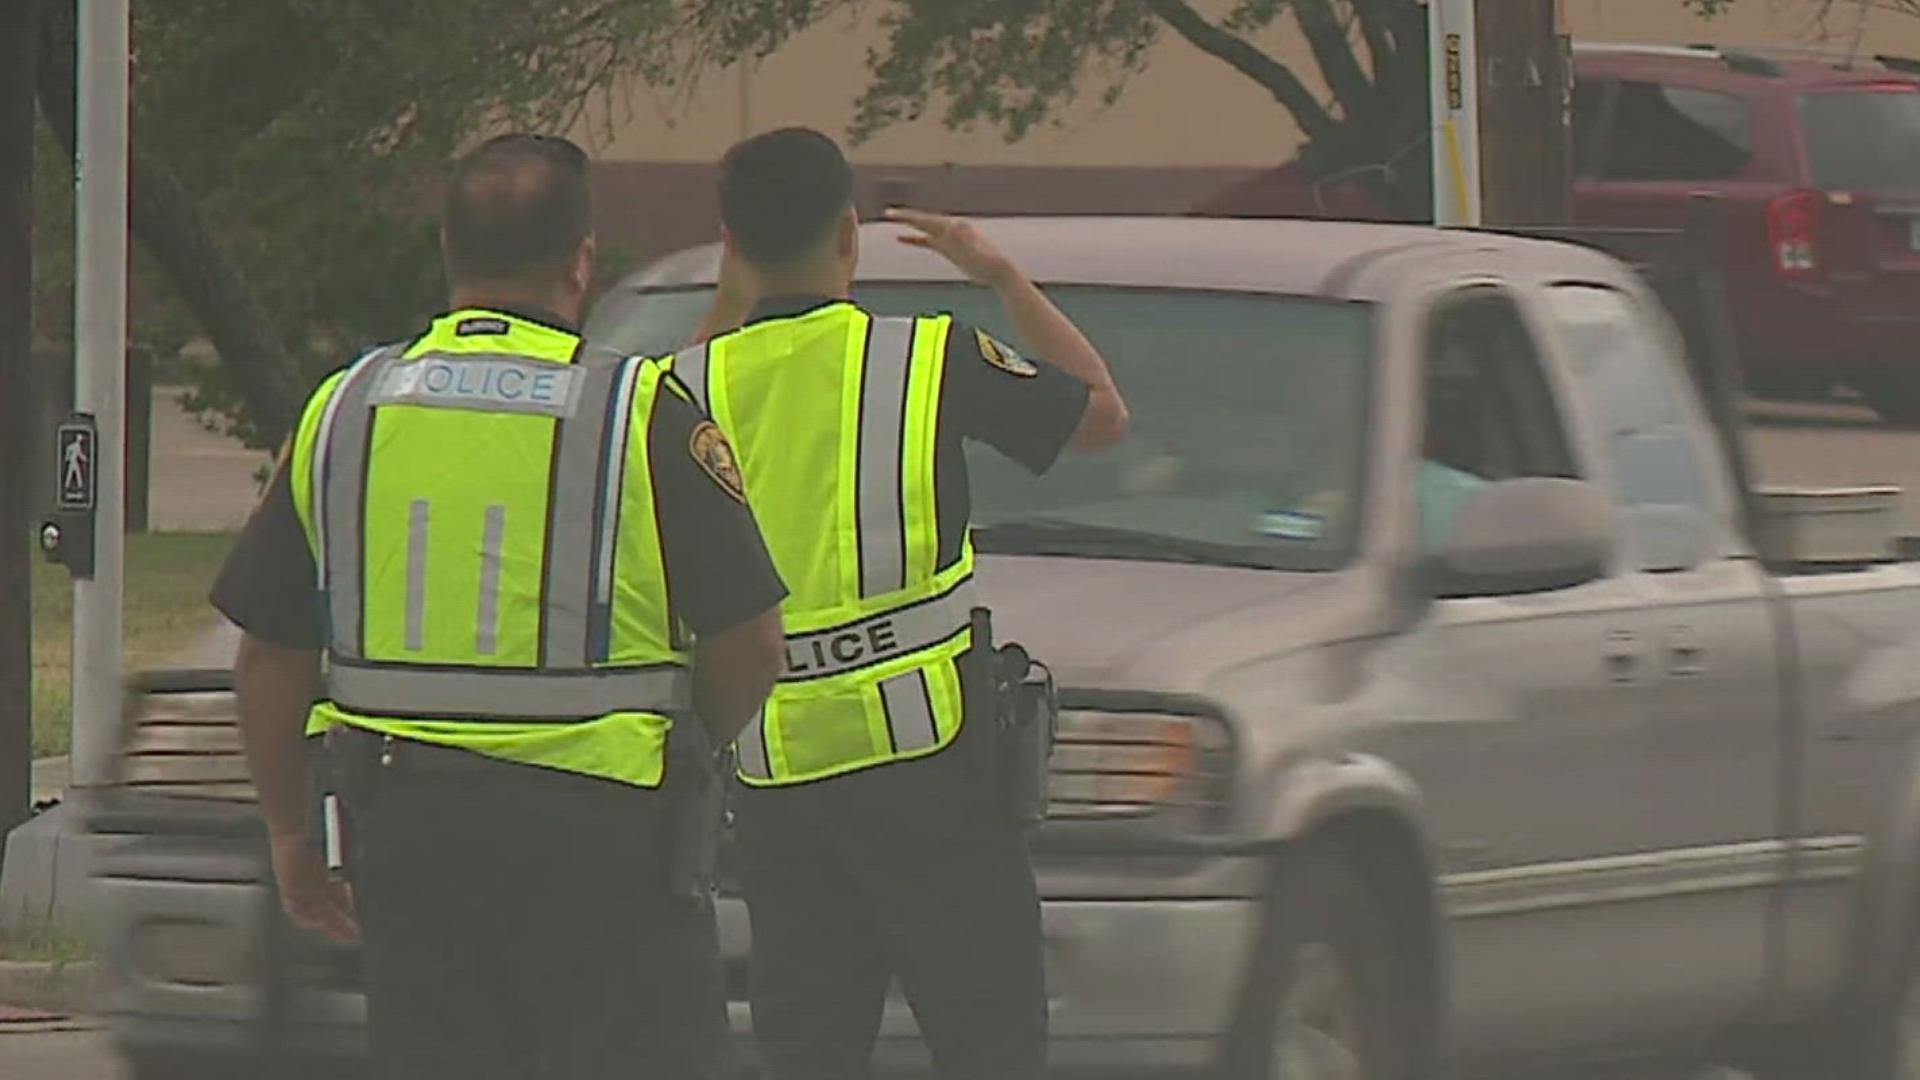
1850, 933, 1920, 1080
1218, 840, 1423, 1080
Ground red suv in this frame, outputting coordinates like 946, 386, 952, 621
1573, 45, 1920, 420
1199, 44, 1920, 421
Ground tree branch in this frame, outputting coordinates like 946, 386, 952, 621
1147, 0, 1336, 139
1351, 0, 1400, 79
37, 0, 300, 446
1293, 0, 1374, 118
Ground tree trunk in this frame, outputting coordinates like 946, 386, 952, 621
2, 0, 39, 837
36, 0, 303, 448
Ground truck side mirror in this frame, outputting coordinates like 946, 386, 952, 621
1423, 478, 1617, 599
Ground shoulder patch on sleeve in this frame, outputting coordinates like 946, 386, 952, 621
689, 421, 746, 503
975, 329, 1038, 378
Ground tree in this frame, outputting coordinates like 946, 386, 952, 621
711, 1, 1437, 218
711, 0, 1870, 221
33, 0, 706, 451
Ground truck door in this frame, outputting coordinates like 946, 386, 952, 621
1533, 279, 1782, 1023
1399, 284, 1661, 1058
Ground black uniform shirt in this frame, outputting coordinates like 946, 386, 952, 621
211, 307, 786, 650
743, 297, 1092, 567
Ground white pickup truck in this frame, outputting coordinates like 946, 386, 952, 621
92, 218, 1920, 1080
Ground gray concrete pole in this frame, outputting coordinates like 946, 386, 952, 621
69, 0, 130, 790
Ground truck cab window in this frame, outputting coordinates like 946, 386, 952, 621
1543, 283, 1715, 571
1418, 288, 1579, 551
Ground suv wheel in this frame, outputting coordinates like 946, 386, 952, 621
1219, 840, 1424, 1080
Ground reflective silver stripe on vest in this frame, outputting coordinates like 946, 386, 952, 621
736, 706, 772, 780
779, 580, 976, 683
326, 662, 689, 721
474, 504, 507, 656
590, 358, 646, 661
541, 354, 624, 667
857, 318, 916, 597
879, 668, 939, 754
404, 499, 431, 652
318, 346, 404, 660
368, 352, 586, 418
672, 343, 711, 411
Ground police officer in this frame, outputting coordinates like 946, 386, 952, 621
679, 128, 1129, 1080
211, 132, 787, 1080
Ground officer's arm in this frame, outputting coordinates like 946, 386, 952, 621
233, 633, 321, 842
986, 267, 1129, 451
692, 608, 783, 745
211, 460, 327, 845
884, 208, 1129, 450
644, 380, 791, 744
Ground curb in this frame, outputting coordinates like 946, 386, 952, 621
0, 960, 98, 1014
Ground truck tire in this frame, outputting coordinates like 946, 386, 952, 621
1847, 932, 1920, 1080
1218, 839, 1424, 1080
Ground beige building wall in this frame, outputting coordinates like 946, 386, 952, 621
585, 0, 1920, 170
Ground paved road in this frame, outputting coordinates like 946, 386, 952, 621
0, 1024, 123, 1079
0, 1028, 1768, 1080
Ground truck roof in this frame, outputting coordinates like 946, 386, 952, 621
1574, 42, 1920, 92
616, 216, 1628, 303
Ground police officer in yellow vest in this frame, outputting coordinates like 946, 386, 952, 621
211, 133, 787, 1079
683, 128, 1129, 1080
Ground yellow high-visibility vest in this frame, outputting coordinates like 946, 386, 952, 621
671, 302, 975, 786
289, 309, 686, 788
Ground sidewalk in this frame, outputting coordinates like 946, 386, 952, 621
147, 386, 268, 532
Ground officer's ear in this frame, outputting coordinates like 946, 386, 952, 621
569, 235, 597, 295
837, 206, 859, 262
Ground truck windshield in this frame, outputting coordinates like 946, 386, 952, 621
589, 283, 1374, 571
1799, 86, 1920, 190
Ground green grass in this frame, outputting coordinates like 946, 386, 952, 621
0, 923, 97, 966
30, 531, 235, 758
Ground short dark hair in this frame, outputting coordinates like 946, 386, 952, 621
719, 128, 854, 266
442, 133, 592, 283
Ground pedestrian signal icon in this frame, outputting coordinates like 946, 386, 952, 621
56, 417, 97, 512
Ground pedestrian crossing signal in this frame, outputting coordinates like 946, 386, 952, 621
56, 416, 97, 512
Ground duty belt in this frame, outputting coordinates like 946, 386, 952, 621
779, 581, 979, 683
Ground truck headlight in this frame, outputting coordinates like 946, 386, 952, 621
1048, 710, 1232, 823
131, 919, 255, 988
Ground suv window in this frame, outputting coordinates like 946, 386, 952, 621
1542, 284, 1714, 571
1418, 288, 1579, 551
1603, 82, 1753, 181
1799, 87, 1920, 189
1572, 77, 1611, 178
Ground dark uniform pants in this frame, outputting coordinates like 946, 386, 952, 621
345, 758, 731, 1080
733, 723, 1047, 1080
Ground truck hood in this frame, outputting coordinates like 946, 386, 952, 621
973, 554, 1360, 692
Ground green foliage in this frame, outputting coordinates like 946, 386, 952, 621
37, 0, 700, 449
30, 532, 236, 758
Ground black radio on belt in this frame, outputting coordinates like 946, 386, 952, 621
969, 607, 1059, 830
